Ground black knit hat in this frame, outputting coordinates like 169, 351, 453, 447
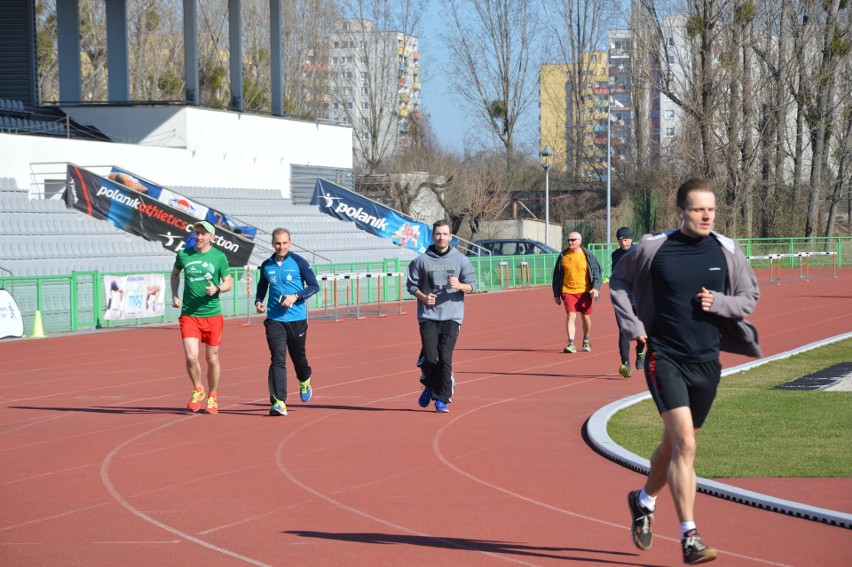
616, 227, 633, 240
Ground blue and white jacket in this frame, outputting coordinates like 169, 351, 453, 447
255, 252, 320, 322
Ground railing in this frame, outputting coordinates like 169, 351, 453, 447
3, 236, 848, 336
588, 236, 851, 278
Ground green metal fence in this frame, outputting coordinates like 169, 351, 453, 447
2, 236, 848, 336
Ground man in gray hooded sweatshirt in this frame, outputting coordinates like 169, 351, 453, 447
407, 220, 478, 413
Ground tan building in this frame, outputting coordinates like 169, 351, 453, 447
540, 52, 609, 181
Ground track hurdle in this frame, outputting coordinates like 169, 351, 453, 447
241, 265, 254, 326
772, 251, 838, 285
316, 272, 406, 321
498, 261, 509, 284
518, 262, 530, 286
747, 255, 778, 285
750, 252, 839, 286
802, 251, 838, 281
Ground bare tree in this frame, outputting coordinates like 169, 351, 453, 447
441, 0, 541, 167
804, 0, 848, 236
127, 1, 184, 101
379, 114, 457, 215
79, 0, 108, 102
282, 0, 338, 118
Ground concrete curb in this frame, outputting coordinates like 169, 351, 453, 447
586, 332, 852, 530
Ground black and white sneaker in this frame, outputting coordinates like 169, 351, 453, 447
627, 490, 654, 550
682, 531, 717, 565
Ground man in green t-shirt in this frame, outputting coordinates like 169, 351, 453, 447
170, 221, 233, 414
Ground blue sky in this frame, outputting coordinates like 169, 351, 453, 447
417, 3, 469, 154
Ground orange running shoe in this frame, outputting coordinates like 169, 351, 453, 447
187, 388, 205, 412
205, 393, 218, 415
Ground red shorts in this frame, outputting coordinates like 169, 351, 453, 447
179, 314, 224, 346
562, 292, 594, 315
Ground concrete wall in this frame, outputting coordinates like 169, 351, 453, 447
478, 219, 563, 249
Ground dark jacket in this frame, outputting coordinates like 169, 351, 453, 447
551, 246, 603, 299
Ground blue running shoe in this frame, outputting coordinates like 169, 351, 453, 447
418, 386, 432, 407
416, 354, 425, 367
269, 399, 287, 416
434, 399, 449, 413
299, 378, 312, 402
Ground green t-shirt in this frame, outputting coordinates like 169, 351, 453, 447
174, 247, 231, 317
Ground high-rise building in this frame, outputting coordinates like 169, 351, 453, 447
325, 19, 421, 169
658, 15, 689, 154
607, 30, 636, 172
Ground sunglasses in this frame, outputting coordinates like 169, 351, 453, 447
567, 238, 579, 242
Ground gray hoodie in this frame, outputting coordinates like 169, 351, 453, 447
407, 245, 478, 323
610, 230, 762, 358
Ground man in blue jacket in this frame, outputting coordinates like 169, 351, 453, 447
255, 228, 320, 416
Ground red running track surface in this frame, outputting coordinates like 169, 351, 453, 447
1, 274, 851, 566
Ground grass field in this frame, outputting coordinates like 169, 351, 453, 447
607, 338, 852, 478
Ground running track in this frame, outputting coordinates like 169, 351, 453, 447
2, 274, 851, 566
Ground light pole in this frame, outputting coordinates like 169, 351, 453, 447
606, 97, 624, 270
540, 145, 553, 248
606, 103, 612, 264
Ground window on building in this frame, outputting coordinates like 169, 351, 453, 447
362, 102, 369, 109
361, 86, 368, 95
361, 72, 367, 79
333, 41, 339, 48
665, 109, 675, 120
347, 102, 353, 110
665, 127, 675, 137
332, 57, 338, 65
668, 55, 675, 64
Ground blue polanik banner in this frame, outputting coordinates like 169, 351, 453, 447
311, 179, 433, 253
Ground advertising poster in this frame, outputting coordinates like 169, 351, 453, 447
108, 167, 257, 240
64, 164, 255, 266
103, 274, 166, 321
311, 179, 433, 253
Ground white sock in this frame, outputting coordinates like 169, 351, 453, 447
638, 488, 656, 511
680, 521, 697, 537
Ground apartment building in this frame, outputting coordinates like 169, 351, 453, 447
325, 19, 421, 168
